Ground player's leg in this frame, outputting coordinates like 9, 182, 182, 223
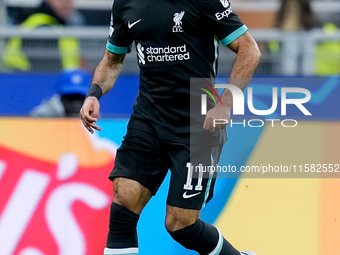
165, 143, 241, 255
104, 177, 152, 255
104, 130, 170, 255
113, 177, 151, 214
166, 205, 240, 255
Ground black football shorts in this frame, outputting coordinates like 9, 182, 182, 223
109, 129, 223, 210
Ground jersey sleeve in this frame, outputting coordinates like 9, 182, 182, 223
202, 0, 248, 46
106, 2, 133, 54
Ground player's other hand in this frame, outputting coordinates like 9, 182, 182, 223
80, 96, 102, 134
203, 104, 231, 132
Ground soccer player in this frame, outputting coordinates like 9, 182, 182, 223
80, 0, 261, 254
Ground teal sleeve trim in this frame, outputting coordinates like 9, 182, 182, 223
106, 41, 129, 54
221, 25, 248, 46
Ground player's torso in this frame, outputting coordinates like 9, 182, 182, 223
114, 0, 217, 77
113, 0, 230, 143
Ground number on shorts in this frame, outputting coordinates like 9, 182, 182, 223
184, 162, 203, 191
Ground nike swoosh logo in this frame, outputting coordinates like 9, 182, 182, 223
128, 19, 141, 29
183, 191, 201, 199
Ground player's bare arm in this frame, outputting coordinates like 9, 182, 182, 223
203, 31, 261, 131
80, 50, 126, 133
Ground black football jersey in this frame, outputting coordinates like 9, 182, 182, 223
107, 0, 247, 144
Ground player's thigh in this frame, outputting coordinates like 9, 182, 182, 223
113, 177, 152, 215
166, 143, 224, 210
110, 130, 171, 214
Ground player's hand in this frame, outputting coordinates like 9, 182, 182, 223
203, 104, 231, 132
80, 96, 102, 134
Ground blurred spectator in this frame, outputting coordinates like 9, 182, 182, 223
1, 0, 83, 72
268, 0, 318, 52
30, 69, 91, 117
274, 0, 340, 75
256, 0, 319, 75
276, 0, 319, 31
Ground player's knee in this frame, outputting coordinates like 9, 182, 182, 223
165, 211, 197, 232
165, 206, 200, 232
113, 177, 152, 214
165, 216, 187, 232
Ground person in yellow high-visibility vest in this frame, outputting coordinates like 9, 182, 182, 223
315, 23, 340, 76
2, 0, 81, 72
269, 0, 340, 76
266, 0, 319, 74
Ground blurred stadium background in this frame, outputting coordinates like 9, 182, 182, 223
0, 0, 339, 255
